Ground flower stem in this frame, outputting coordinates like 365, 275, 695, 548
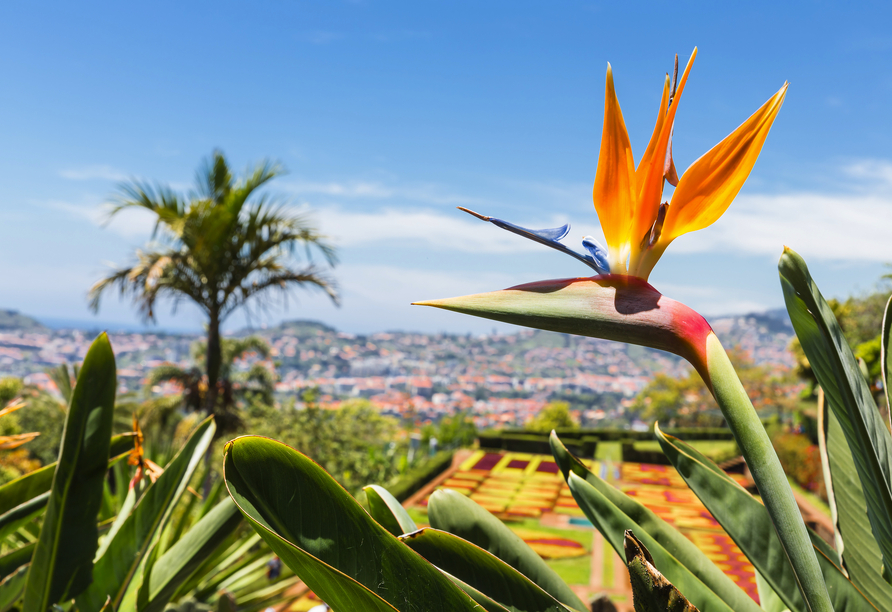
701, 333, 833, 612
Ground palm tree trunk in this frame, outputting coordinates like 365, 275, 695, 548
206, 308, 222, 417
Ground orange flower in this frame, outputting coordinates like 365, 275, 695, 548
459, 49, 787, 281
595, 48, 787, 279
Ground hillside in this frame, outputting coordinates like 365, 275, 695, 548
0, 310, 45, 331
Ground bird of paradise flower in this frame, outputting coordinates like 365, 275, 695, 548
457, 47, 787, 280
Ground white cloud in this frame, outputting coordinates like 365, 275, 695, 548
658, 282, 770, 317
226, 263, 522, 334
842, 159, 892, 186
284, 179, 489, 206
672, 191, 892, 262
51, 159, 892, 265
314, 207, 600, 254
59, 165, 128, 182
48, 200, 156, 239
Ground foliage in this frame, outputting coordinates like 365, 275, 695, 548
0, 334, 295, 611
631, 350, 798, 427
146, 335, 277, 436
771, 432, 825, 499
89, 150, 338, 432
244, 396, 404, 492
12, 388, 66, 465
0, 379, 40, 486
420, 411, 477, 450
527, 401, 579, 432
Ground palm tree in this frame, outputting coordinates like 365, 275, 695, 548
90, 151, 337, 427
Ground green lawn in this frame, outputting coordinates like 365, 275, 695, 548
595, 441, 622, 462
545, 556, 591, 586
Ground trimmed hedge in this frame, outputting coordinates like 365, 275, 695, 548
479, 427, 736, 458
386, 450, 455, 502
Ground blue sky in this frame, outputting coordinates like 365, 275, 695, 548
1, 1, 891, 334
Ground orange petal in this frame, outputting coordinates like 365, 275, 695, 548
635, 74, 671, 193
663, 83, 788, 240
592, 63, 636, 264
634, 48, 697, 247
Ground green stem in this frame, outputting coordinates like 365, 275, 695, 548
702, 333, 833, 612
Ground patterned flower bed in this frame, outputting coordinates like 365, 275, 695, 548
414, 450, 759, 601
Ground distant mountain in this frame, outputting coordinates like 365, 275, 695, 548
0, 309, 46, 331
238, 319, 337, 339
708, 309, 794, 367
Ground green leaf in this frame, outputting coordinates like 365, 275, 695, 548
567, 472, 735, 612
76, 415, 216, 610
427, 487, 588, 611
22, 332, 117, 610
780, 248, 892, 584
363, 484, 416, 536
0, 433, 135, 517
624, 531, 699, 612
442, 571, 511, 612
881, 294, 891, 431
137, 497, 242, 612
0, 493, 48, 543
223, 435, 478, 612
755, 570, 791, 612
655, 425, 878, 612
180, 533, 261, 600
0, 565, 28, 612
824, 405, 892, 608
0, 544, 34, 582
400, 528, 578, 612
549, 432, 760, 612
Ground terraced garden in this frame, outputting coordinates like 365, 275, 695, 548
411, 450, 759, 606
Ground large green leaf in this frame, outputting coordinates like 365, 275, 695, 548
363, 484, 416, 536
77, 416, 216, 610
137, 497, 242, 612
824, 405, 892, 607
22, 332, 117, 610
656, 426, 878, 611
444, 571, 511, 612
567, 472, 734, 612
624, 531, 699, 612
882, 294, 891, 431
780, 248, 892, 582
756, 570, 791, 612
182, 533, 262, 600
0, 493, 48, 543
0, 545, 34, 582
224, 435, 480, 612
427, 487, 588, 611
400, 527, 579, 612
549, 432, 760, 612
0, 433, 135, 517
0, 565, 28, 612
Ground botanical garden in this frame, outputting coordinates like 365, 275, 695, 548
1, 46, 891, 612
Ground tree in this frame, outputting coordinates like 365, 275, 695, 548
632, 350, 798, 427
90, 151, 337, 431
527, 401, 578, 432
146, 335, 277, 433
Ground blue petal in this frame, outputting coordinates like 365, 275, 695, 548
457, 207, 607, 275
582, 236, 611, 274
